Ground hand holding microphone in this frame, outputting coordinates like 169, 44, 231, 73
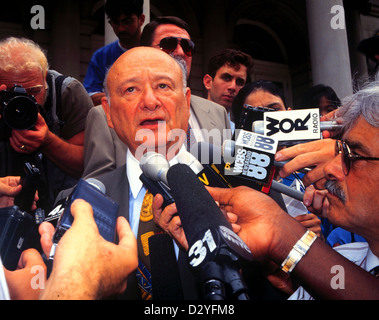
274, 138, 337, 187
139, 153, 252, 299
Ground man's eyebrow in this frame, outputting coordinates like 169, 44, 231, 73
220, 72, 233, 78
116, 74, 177, 92
263, 102, 282, 109
116, 77, 140, 93
344, 138, 371, 156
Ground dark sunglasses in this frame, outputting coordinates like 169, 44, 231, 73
335, 140, 379, 175
158, 37, 195, 57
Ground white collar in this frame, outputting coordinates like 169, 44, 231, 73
365, 245, 379, 272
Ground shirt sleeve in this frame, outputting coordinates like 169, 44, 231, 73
83, 52, 106, 95
59, 78, 94, 140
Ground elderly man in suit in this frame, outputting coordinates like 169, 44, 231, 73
89, 46, 201, 299
82, 16, 231, 179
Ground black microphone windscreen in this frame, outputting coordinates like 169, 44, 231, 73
166, 164, 231, 246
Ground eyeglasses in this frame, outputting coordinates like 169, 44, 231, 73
335, 140, 379, 175
9, 85, 45, 97
157, 37, 195, 57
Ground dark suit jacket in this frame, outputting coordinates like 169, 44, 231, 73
96, 165, 200, 300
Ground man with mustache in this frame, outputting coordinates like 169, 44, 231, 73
208, 79, 379, 299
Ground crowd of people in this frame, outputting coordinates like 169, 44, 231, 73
0, 0, 378, 301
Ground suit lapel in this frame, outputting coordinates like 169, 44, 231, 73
190, 96, 217, 130
97, 165, 130, 221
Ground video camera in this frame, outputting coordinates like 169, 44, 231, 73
0, 85, 41, 138
0, 161, 41, 271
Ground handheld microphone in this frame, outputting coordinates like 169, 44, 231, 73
191, 138, 304, 201
249, 108, 342, 146
222, 138, 304, 201
49, 178, 119, 260
139, 152, 175, 209
166, 163, 252, 300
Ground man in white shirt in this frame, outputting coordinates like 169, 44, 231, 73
93, 46, 202, 299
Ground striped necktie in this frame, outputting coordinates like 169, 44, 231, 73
136, 190, 162, 299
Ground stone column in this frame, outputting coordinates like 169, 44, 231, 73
306, 0, 353, 99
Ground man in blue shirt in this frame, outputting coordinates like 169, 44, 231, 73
84, 0, 145, 106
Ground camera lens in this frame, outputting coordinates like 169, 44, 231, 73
2, 96, 38, 130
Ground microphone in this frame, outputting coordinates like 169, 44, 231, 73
223, 138, 304, 201
190, 132, 277, 194
249, 108, 342, 146
191, 138, 304, 201
252, 120, 341, 135
166, 163, 252, 300
49, 178, 119, 260
139, 152, 175, 208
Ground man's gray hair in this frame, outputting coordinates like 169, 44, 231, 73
338, 79, 379, 135
0, 37, 49, 76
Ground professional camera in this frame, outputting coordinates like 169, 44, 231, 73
0, 85, 41, 131
236, 104, 275, 131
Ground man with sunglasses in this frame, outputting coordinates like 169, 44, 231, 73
140, 16, 231, 147
0, 37, 93, 213
83, 0, 145, 106
207, 80, 379, 299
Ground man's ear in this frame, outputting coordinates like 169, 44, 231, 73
203, 74, 213, 91
101, 97, 114, 129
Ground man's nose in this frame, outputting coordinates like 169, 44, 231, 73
324, 153, 346, 182
142, 86, 160, 110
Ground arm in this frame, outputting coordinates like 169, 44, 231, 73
9, 113, 84, 178
3, 249, 46, 300
40, 199, 138, 300
207, 186, 379, 300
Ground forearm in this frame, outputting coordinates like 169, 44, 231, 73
270, 220, 379, 300
40, 131, 84, 178
40, 269, 98, 300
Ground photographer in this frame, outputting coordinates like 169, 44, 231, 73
0, 37, 93, 212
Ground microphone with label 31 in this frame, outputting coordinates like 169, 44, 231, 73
139, 154, 252, 299
166, 163, 252, 300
